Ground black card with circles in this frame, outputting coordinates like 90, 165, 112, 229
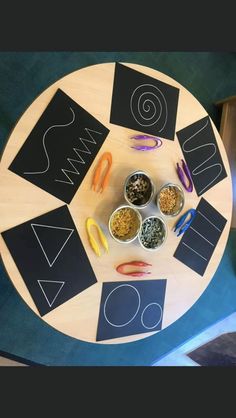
96, 279, 167, 341
110, 63, 179, 140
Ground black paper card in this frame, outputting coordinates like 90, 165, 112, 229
96, 279, 167, 341
177, 116, 227, 196
110, 63, 179, 140
9, 89, 110, 203
174, 198, 227, 276
1, 205, 97, 316
187, 333, 236, 366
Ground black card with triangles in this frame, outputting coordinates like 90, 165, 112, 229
1, 205, 97, 316
8, 88, 110, 204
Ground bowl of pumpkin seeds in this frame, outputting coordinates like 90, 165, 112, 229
138, 215, 167, 251
124, 170, 154, 209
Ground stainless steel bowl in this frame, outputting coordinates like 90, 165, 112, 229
124, 170, 155, 209
108, 204, 142, 244
156, 183, 185, 217
138, 215, 167, 251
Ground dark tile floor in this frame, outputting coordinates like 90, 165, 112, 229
0, 52, 236, 365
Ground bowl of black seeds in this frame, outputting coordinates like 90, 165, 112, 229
138, 215, 167, 251
124, 170, 154, 208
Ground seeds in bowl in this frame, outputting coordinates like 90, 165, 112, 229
159, 186, 178, 215
139, 217, 166, 250
110, 207, 140, 241
125, 173, 152, 206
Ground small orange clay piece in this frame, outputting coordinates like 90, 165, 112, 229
92, 152, 112, 193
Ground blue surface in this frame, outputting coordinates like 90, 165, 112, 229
0, 52, 236, 365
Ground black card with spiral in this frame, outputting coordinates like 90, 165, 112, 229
110, 63, 179, 140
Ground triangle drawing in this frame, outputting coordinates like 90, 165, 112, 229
38, 280, 65, 307
31, 223, 74, 267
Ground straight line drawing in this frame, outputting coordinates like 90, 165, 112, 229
31, 223, 74, 267
182, 119, 223, 194
197, 210, 222, 232
130, 84, 168, 132
182, 242, 208, 261
24, 107, 75, 175
55, 128, 102, 185
103, 284, 141, 328
37, 280, 65, 307
189, 226, 214, 247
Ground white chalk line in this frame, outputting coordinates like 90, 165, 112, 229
197, 210, 222, 232
24, 107, 75, 175
103, 284, 141, 328
31, 223, 74, 267
130, 84, 168, 132
182, 119, 223, 194
37, 280, 65, 307
141, 303, 163, 330
189, 226, 214, 247
55, 128, 102, 185
182, 242, 208, 261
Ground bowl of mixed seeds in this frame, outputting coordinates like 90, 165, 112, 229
156, 183, 184, 217
108, 204, 142, 244
138, 215, 167, 251
124, 170, 154, 209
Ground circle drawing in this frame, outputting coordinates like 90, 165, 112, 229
104, 284, 141, 327
141, 303, 163, 329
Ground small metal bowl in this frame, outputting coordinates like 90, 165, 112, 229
124, 170, 155, 209
156, 183, 185, 217
108, 204, 142, 244
138, 215, 167, 251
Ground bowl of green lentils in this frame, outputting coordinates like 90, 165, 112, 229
138, 215, 167, 251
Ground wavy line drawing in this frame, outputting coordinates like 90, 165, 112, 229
182, 119, 223, 195
24, 107, 75, 175
130, 83, 168, 132
55, 128, 102, 185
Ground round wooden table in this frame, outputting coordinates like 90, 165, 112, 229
0, 62, 232, 344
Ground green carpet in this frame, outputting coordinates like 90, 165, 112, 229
0, 52, 236, 365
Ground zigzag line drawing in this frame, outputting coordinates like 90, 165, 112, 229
55, 128, 102, 185
182, 119, 223, 195
24, 107, 75, 175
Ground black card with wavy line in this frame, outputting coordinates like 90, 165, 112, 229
110, 63, 179, 140
177, 116, 227, 196
9, 89, 110, 203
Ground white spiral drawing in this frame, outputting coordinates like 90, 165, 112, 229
130, 83, 168, 131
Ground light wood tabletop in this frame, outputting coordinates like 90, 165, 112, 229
0, 62, 233, 344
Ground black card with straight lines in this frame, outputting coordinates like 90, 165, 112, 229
9, 89, 110, 204
174, 198, 227, 276
1, 205, 97, 316
177, 116, 227, 196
